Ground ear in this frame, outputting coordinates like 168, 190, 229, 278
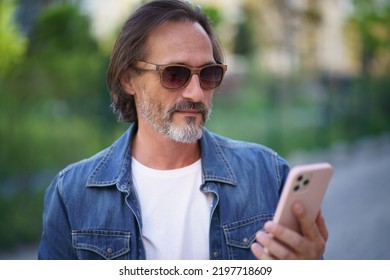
120, 71, 136, 95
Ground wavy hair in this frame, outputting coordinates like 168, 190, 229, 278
106, 0, 224, 122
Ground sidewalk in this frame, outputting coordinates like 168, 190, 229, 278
0, 244, 37, 260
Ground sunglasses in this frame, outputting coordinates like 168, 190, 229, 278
133, 61, 227, 90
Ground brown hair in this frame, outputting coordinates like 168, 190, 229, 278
106, 0, 224, 122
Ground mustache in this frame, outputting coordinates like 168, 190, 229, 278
167, 101, 209, 119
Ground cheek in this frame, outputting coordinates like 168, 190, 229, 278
204, 91, 214, 107
136, 86, 175, 113
132, 72, 160, 94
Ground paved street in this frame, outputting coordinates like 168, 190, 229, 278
1, 133, 389, 260
288, 132, 390, 260
324, 135, 390, 260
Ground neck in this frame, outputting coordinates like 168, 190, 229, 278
131, 123, 201, 170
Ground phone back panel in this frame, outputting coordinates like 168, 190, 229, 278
273, 163, 333, 233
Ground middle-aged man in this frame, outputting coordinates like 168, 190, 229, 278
38, 0, 328, 260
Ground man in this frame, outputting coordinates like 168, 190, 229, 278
38, 0, 328, 260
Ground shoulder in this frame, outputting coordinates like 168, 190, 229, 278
202, 129, 290, 184
202, 130, 289, 180
209, 131, 278, 154
48, 127, 133, 195
57, 147, 111, 184
206, 130, 287, 164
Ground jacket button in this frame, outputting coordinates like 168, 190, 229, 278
243, 238, 249, 244
107, 248, 113, 254
213, 251, 219, 258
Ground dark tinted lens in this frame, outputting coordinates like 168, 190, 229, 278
162, 66, 191, 89
200, 66, 223, 89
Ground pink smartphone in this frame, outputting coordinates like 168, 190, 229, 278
273, 162, 333, 233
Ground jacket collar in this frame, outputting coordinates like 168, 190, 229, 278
86, 125, 134, 189
86, 123, 237, 189
199, 129, 236, 185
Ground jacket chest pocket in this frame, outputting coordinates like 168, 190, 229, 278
222, 213, 273, 260
72, 230, 131, 260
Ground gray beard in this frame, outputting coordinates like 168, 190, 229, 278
136, 97, 211, 143
163, 115, 204, 143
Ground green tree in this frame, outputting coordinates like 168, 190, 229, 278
28, 4, 97, 55
0, 3, 116, 249
201, 5, 222, 27
0, 3, 110, 182
349, 0, 390, 75
0, 0, 27, 78
233, 5, 256, 57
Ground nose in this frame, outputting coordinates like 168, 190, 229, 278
181, 74, 205, 102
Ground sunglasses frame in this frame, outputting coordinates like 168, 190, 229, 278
132, 61, 227, 90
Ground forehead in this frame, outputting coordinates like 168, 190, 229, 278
145, 20, 214, 65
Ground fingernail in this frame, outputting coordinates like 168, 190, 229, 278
264, 221, 275, 231
256, 231, 266, 241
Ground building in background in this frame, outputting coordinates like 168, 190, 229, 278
240, 0, 357, 76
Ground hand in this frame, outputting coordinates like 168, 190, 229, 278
250, 203, 329, 260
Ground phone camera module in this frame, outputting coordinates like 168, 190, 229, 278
294, 173, 312, 192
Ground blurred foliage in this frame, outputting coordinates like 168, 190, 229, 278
29, 4, 97, 54
0, 190, 44, 250
0, 4, 114, 182
0, 0, 27, 78
208, 70, 390, 157
0, 0, 390, 251
233, 5, 256, 57
201, 5, 222, 27
349, 0, 390, 74
0, 3, 126, 249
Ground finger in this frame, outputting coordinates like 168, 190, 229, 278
250, 242, 275, 260
292, 205, 327, 258
263, 221, 304, 256
251, 233, 275, 260
316, 210, 329, 241
292, 203, 320, 241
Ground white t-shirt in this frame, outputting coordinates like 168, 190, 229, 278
131, 157, 212, 260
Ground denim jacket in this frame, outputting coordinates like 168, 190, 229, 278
38, 124, 289, 260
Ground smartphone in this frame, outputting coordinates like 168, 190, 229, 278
273, 162, 333, 233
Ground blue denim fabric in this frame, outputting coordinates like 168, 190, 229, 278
38, 124, 289, 260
